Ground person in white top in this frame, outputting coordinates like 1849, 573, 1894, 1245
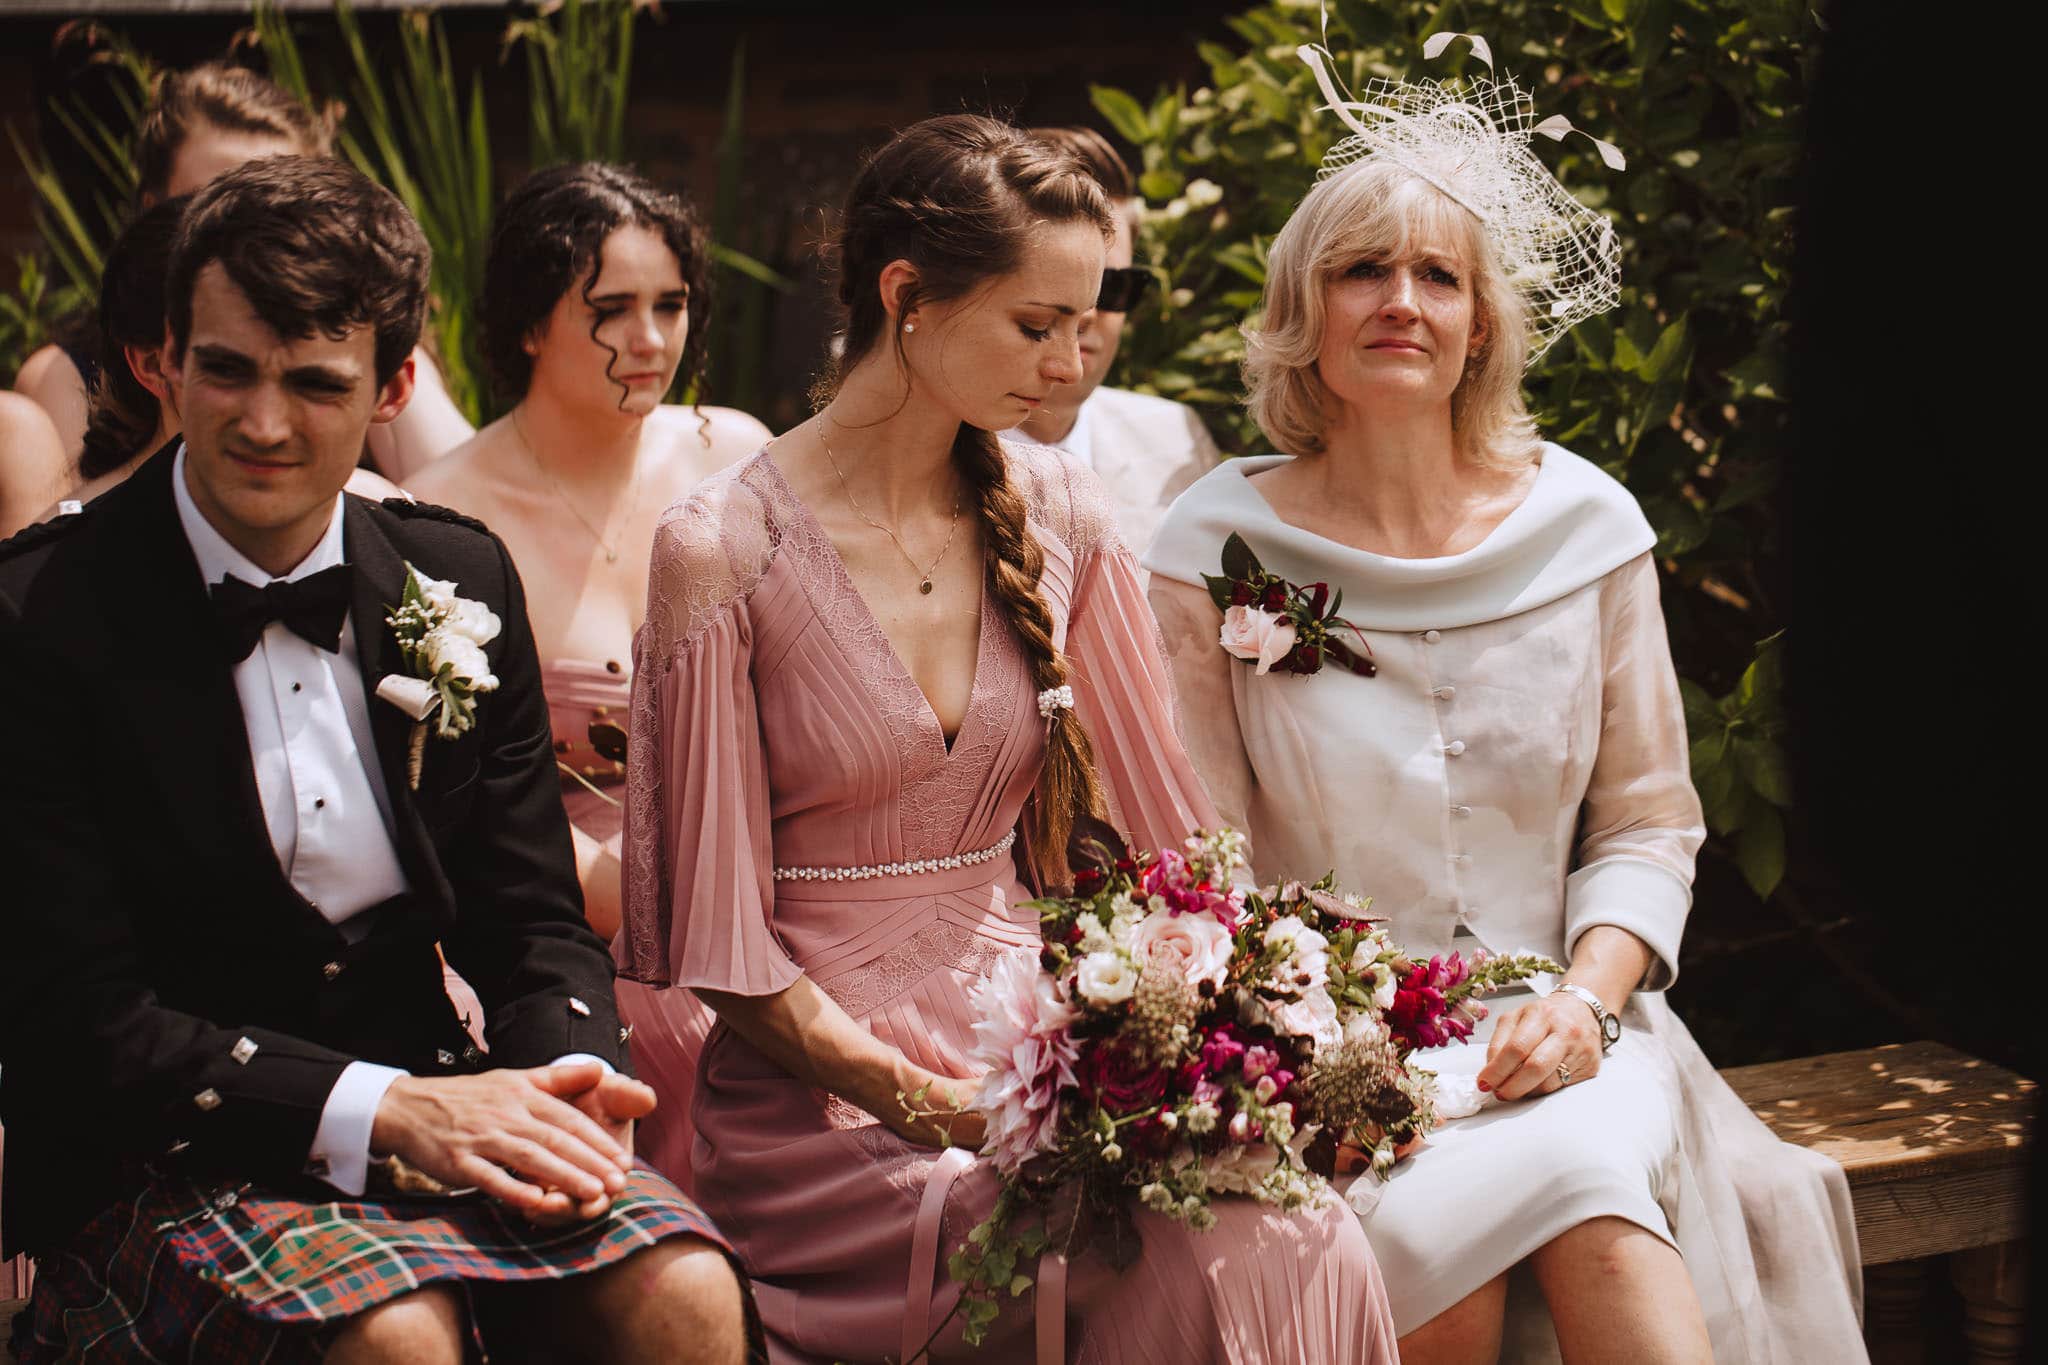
1146, 37, 1863, 1365
0, 156, 752, 1363
1010, 127, 1219, 559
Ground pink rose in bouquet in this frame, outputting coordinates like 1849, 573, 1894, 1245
1127, 904, 1234, 989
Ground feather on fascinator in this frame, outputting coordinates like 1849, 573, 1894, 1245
1299, 26, 1626, 365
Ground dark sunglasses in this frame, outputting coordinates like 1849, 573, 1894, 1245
1096, 266, 1154, 314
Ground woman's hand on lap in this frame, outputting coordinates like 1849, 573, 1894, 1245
1477, 993, 1603, 1100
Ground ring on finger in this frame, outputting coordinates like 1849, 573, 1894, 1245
1556, 1060, 1574, 1087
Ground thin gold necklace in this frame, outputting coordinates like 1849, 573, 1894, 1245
511, 409, 640, 564
818, 422, 961, 595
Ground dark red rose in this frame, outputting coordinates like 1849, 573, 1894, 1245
1230, 581, 1256, 606
1261, 582, 1288, 612
1079, 1041, 1170, 1114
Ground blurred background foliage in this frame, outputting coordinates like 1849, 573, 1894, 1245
1091, 0, 1810, 939
0, 0, 786, 428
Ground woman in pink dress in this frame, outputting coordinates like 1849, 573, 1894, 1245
616, 114, 1397, 1363
408, 165, 768, 1175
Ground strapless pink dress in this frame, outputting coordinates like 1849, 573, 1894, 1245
540, 657, 714, 1196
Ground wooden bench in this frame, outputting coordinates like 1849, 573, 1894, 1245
1723, 1040, 2034, 1364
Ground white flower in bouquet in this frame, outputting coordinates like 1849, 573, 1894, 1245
1266, 984, 1341, 1048
1204, 1139, 1281, 1196
1073, 950, 1139, 1005
1127, 908, 1234, 989
1341, 1009, 1388, 1049
1074, 912, 1113, 954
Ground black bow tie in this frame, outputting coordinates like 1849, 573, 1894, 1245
210, 563, 355, 662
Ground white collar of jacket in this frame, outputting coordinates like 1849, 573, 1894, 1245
1141, 443, 1654, 631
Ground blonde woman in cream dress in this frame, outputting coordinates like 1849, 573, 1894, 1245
1146, 155, 1865, 1362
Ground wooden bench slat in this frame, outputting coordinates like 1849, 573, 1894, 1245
1721, 1040, 2034, 1187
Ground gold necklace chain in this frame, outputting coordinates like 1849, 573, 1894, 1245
511, 409, 640, 564
818, 422, 961, 596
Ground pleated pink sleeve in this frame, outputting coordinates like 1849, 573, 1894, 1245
1021, 440, 1224, 854
616, 476, 802, 998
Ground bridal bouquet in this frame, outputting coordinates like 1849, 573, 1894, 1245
942, 821, 1554, 1344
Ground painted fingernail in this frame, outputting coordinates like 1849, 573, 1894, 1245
1476, 1080, 1490, 1092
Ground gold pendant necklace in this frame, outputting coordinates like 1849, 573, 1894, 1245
512, 409, 640, 564
819, 422, 960, 595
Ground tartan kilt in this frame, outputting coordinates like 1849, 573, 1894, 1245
10, 1165, 761, 1363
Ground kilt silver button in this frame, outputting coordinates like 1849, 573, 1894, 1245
322, 961, 344, 981
231, 1036, 258, 1065
462, 1044, 482, 1065
214, 1190, 238, 1211
194, 1088, 222, 1111
568, 996, 592, 1017
436, 1049, 456, 1066
618, 1025, 635, 1044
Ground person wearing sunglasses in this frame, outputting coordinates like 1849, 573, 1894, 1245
1012, 127, 1221, 563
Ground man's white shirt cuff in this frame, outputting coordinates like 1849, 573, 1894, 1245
311, 1054, 616, 1198
311, 1060, 409, 1196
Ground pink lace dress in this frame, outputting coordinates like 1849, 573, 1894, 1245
616, 445, 1396, 1363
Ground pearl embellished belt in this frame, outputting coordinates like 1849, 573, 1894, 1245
773, 830, 1018, 883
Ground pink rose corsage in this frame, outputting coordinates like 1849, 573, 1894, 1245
1203, 533, 1376, 678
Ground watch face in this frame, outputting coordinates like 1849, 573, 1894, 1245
1601, 1013, 1622, 1044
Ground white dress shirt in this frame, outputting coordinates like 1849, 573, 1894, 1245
174, 449, 411, 1195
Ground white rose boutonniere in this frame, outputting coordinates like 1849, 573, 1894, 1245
378, 563, 502, 789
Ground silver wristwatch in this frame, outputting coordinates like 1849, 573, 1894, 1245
1556, 983, 1621, 1052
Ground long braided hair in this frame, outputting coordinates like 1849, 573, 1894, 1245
824, 114, 1116, 889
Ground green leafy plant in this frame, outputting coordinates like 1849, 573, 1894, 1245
0, 254, 81, 381
1094, 0, 1808, 900
256, 0, 496, 423
508, 0, 645, 168
5, 23, 155, 300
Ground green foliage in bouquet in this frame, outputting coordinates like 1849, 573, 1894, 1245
1092, 0, 1809, 897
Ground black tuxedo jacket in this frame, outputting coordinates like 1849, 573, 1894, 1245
0, 445, 627, 1255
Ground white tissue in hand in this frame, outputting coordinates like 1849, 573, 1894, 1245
1343, 1174, 1386, 1219
1433, 1071, 1490, 1118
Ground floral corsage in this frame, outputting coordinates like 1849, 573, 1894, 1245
1202, 533, 1375, 677
375, 564, 502, 789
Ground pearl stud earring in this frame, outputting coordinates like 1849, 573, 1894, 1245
902, 321, 917, 333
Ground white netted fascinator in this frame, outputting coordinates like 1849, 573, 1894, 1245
1298, 28, 1626, 364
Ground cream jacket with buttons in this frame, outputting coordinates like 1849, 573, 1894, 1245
1142, 446, 1704, 987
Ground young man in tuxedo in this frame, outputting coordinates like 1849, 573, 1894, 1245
0, 157, 753, 1363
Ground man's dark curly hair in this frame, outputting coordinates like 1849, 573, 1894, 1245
481, 162, 711, 416
167, 155, 430, 386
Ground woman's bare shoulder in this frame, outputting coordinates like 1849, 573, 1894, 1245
400, 422, 507, 511
651, 404, 773, 486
